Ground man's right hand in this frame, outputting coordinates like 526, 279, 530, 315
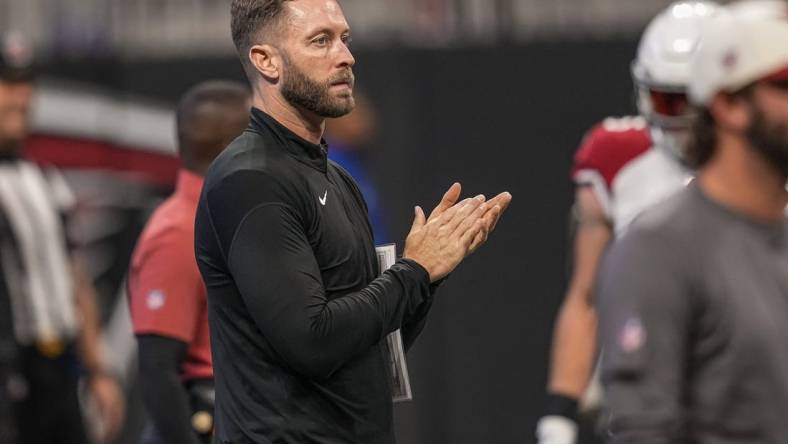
403, 183, 492, 282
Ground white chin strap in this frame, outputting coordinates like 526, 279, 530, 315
650, 125, 691, 163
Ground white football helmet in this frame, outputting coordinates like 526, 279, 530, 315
632, 1, 720, 160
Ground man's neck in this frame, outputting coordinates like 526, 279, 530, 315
253, 91, 324, 145
699, 135, 788, 224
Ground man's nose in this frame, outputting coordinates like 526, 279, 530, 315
336, 42, 355, 68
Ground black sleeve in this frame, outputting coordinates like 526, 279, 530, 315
400, 279, 444, 351
596, 230, 693, 443
335, 161, 436, 352
137, 334, 201, 444
207, 171, 433, 381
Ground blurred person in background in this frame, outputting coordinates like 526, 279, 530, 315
0, 32, 124, 444
536, 3, 718, 443
597, 0, 788, 441
195, 0, 511, 442
325, 90, 389, 244
128, 81, 250, 444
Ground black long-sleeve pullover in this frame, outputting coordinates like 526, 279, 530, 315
195, 108, 435, 444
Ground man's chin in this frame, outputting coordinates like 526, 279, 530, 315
339, 96, 355, 110
322, 107, 354, 119
330, 87, 354, 102
321, 98, 355, 119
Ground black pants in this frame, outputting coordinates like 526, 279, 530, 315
13, 344, 88, 444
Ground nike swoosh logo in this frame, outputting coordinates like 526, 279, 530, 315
319, 190, 328, 206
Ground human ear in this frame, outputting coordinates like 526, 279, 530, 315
249, 44, 282, 81
710, 92, 752, 133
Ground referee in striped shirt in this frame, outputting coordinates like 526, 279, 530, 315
0, 33, 124, 444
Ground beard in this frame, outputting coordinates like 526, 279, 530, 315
280, 54, 355, 119
0, 139, 21, 158
747, 106, 788, 178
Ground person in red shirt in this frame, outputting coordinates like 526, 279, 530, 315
128, 80, 250, 444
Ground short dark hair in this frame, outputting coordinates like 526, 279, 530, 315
230, 0, 293, 80
0, 32, 36, 83
176, 80, 251, 174
686, 86, 754, 169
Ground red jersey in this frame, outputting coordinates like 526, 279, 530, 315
571, 117, 690, 236
128, 169, 212, 380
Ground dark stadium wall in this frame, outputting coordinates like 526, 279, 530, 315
45, 39, 638, 444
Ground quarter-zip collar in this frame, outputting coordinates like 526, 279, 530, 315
249, 107, 328, 173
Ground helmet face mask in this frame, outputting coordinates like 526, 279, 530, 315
631, 58, 694, 131
635, 82, 696, 161
649, 124, 693, 163
635, 81, 694, 128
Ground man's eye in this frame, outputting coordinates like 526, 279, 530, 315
342, 36, 353, 46
313, 36, 329, 46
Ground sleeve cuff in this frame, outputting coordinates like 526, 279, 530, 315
399, 258, 431, 286
544, 393, 579, 422
429, 274, 449, 293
